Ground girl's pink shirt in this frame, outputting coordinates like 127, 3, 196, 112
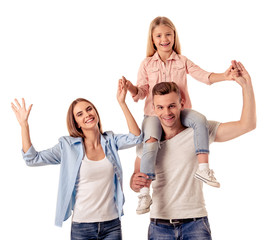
133, 51, 212, 116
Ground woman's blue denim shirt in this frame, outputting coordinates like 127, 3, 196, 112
22, 131, 143, 227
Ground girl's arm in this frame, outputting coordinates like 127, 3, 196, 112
11, 98, 33, 153
209, 60, 239, 84
117, 78, 141, 136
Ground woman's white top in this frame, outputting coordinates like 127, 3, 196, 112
72, 155, 118, 223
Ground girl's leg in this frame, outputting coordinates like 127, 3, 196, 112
140, 116, 162, 179
180, 109, 220, 188
137, 116, 162, 214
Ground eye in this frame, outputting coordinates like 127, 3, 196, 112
86, 106, 92, 112
157, 106, 163, 110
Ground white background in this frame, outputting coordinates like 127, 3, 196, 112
0, 0, 268, 239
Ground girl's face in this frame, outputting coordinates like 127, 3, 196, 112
73, 101, 99, 132
152, 24, 174, 55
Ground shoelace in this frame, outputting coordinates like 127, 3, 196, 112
208, 169, 216, 181
138, 194, 148, 207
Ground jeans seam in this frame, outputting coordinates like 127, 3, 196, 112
202, 217, 211, 235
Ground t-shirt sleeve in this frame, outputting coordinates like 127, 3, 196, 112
208, 121, 221, 144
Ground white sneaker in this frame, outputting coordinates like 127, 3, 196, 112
194, 169, 220, 188
136, 193, 152, 214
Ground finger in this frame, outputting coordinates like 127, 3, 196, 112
233, 61, 242, 72
14, 98, 22, 108
134, 177, 148, 184
11, 103, 18, 113
135, 172, 149, 178
231, 60, 237, 69
134, 178, 149, 186
22, 98, 26, 109
27, 104, 33, 114
227, 65, 233, 72
118, 79, 122, 91
237, 62, 245, 72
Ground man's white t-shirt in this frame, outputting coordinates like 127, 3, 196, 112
138, 121, 220, 219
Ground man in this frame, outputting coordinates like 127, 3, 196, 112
130, 61, 256, 239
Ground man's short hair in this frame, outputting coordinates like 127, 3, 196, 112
152, 82, 181, 100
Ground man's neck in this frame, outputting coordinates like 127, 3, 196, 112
163, 124, 186, 140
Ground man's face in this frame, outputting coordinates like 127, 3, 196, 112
153, 92, 184, 129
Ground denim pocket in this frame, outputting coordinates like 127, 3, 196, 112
202, 217, 212, 235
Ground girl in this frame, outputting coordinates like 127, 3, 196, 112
11, 79, 142, 240
124, 16, 238, 214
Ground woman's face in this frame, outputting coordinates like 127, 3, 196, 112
73, 101, 99, 132
152, 24, 174, 55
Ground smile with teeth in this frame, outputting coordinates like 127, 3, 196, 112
160, 42, 170, 46
162, 115, 174, 121
85, 117, 94, 124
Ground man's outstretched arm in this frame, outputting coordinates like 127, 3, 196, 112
215, 61, 256, 142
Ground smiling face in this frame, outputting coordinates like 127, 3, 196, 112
153, 92, 184, 129
73, 101, 99, 132
152, 24, 175, 55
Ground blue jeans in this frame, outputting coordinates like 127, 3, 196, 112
141, 109, 209, 179
71, 218, 122, 240
148, 217, 212, 240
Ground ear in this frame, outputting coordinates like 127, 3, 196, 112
180, 98, 185, 110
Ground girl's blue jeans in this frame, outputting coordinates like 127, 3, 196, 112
140, 109, 209, 180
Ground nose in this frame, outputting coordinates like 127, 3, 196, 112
162, 35, 168, 42
164, 107, 171, 115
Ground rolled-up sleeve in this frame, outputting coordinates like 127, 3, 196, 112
22, 144, 61, 166
185, 57, 212, 85
113, 131, 143, 150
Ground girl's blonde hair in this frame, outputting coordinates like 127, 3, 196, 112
67, 98, 103, 138
146, 16, 181, 57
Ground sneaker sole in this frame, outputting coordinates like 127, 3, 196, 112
136, 200, 152, 215
194, 174, 220, 188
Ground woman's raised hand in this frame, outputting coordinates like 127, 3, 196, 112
11, 98, 33, 126
224, 60, 240, 80
117, 77, 128, 105
231, 61, 251, 87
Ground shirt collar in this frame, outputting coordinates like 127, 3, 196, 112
67, 136, 83, 145
152, 51, 178, 61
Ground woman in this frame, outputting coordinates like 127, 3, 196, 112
11, 79, 142, 240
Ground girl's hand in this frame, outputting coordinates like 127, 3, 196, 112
232, 61, 251, 87
122, 76, 138, 96
11, 98, 33, 126
117, 77, 127, 105
224, 60, 240, 80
